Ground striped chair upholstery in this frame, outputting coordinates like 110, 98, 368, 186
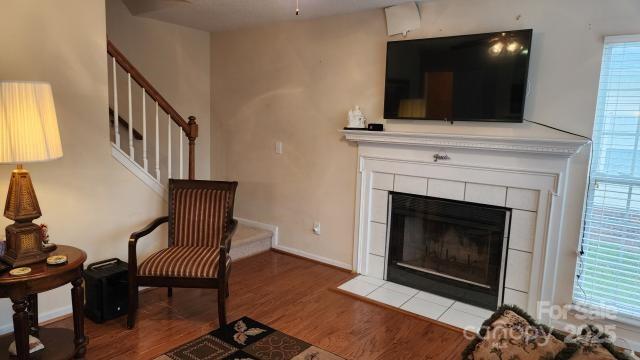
138, 180, 237, 279
170, 185, 235, 248
138, 247, 221, 278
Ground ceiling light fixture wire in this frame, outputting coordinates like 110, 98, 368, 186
296, 0, 300, 15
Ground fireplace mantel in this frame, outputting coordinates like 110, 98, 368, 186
341, 130, 589, 157
344, 127, 587, 318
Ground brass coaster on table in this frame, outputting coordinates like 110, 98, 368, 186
47, 255, 68, 266
9, 267, 32, 276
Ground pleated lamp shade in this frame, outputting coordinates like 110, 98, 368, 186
0, 81, 63, 163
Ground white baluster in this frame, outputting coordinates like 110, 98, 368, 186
112, 58, 120, 148
127, 73, 134, 159
142, 91, 148, 171
167, 115, 172, 179
179, 131, 184, 179
155, 102, 160, 181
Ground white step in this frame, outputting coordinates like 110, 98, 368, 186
230, 223, 272, 260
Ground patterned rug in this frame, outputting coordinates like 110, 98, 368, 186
155, 317, 345, 360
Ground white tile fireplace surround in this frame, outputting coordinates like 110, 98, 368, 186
341, 129, 589, 329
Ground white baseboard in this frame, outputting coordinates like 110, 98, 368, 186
273, 243, 352, 270
0, 305, 72, 335
235, 217, 279, 247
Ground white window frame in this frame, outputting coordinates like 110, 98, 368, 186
572, 33, 640, 327
604, 34, 640, 45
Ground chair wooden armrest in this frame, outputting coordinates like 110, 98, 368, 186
217, 219, 238, 300
129, 216, 169, 243
128, 216, 168, 274
221, 219, 238, 252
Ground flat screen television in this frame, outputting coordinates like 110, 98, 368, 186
384, 29, 533, 122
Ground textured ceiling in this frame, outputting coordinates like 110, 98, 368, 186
122, 0, 416, 32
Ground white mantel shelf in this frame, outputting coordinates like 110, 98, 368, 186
341, 129, 590, 157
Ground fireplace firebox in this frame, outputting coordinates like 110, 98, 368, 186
386, 192, 510, 310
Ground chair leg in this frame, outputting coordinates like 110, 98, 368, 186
167, 287, 173, 298
225, 267, 231, 298
127, 282, 138, 329
217, 283, 227, 327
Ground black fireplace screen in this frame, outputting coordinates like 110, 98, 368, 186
386, 192, 509, 310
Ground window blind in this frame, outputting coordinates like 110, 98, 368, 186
574, 35, 640, 320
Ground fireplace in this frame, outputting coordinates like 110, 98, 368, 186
343, 130, 587, 318
386, 192, 510, 310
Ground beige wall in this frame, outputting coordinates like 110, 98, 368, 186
210, 0, 640, 300
106, 0, 211, 179
211, 11, 389, 267
0, 0, 170, 331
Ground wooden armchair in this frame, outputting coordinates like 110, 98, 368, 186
127, 179, 238, 329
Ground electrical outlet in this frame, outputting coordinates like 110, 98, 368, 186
313, 222, 321, 235
275, 141, 283, 154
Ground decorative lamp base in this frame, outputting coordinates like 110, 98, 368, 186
2, 166, 47, 267
3, 223, 47, 267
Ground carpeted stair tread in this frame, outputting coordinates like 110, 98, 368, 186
229, 223, 272, 260
232, 224, 271, 246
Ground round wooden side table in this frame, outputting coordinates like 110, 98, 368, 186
0, 245, 87, 359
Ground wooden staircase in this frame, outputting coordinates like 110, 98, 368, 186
107, 39, 197, 195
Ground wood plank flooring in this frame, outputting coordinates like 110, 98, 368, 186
49, 251, 469, 359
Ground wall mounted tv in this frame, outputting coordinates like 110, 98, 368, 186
384, 29, 533, 122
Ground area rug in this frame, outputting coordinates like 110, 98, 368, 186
155, 316, 345, 360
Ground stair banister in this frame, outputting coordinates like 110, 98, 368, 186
142, 90, 148, 171
107, 39, 198, 180
112, 57, 120, 148
127, 73, 134, 159
155, 102, 160, 180
187, 116, 198, 180
168, 114, 172, 178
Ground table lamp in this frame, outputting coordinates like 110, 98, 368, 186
0, 81, 63, 267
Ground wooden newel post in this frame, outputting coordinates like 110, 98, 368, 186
187, 116, 198, 180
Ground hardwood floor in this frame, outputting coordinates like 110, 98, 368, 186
50, 251, 469, 359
